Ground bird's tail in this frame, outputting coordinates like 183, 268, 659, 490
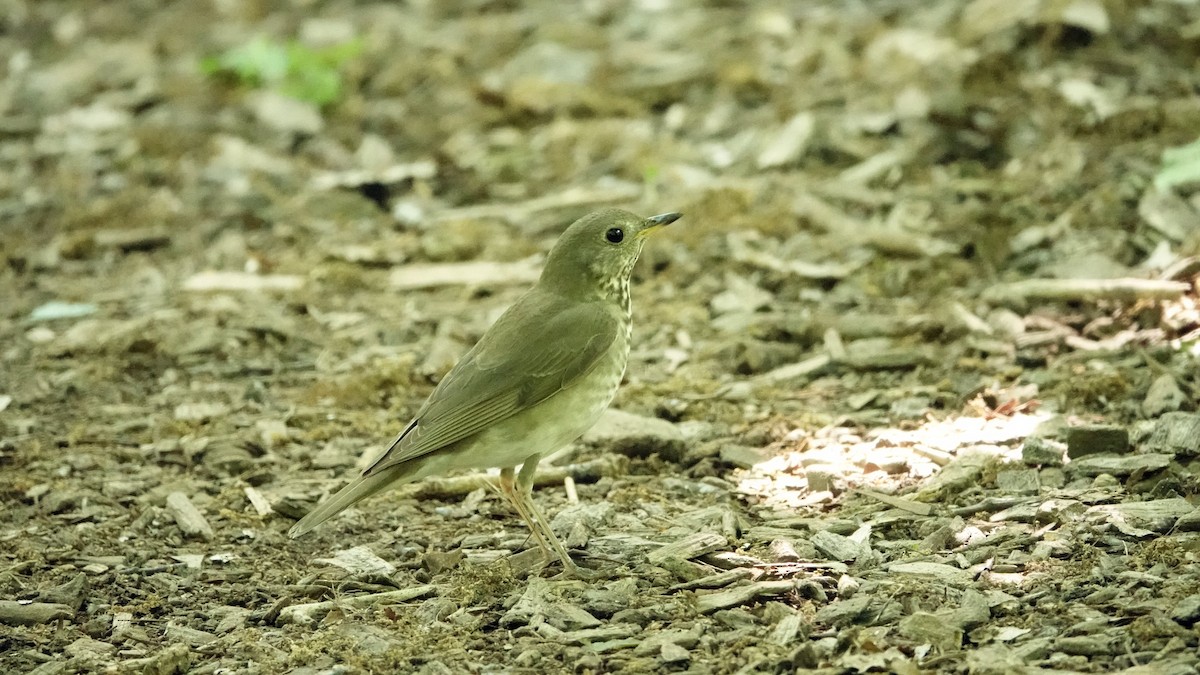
288, 464, 412, 538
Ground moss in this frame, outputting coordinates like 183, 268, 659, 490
301, 356, 419, 409
1048, 368, 1132, 411
978, 454, 1006, 488
444, 560, 517, 608
1136, 538, 1184, 569
312, 261, 373, 291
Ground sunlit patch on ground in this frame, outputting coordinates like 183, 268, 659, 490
735, 410, 1054, 511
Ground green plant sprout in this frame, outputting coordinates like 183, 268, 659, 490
1154, 138, 1200, 192
201, 36, 362, 106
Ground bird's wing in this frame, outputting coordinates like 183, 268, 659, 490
362, 292, 619, 476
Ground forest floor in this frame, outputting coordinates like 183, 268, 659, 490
2, 0, 1199, 673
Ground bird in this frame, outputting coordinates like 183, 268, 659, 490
289, 208, 681, 574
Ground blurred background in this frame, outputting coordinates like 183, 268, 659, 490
2, 0, 1199, 672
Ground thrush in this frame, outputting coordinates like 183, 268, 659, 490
289, 208, 681, 574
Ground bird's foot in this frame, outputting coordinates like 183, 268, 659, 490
550, 554, 599, 581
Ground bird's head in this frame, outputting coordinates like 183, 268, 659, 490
540, 208, 681, 300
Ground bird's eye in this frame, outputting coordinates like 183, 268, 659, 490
605, 228, 624, 244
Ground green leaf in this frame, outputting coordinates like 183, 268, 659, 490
1155, 138, 1200, 192
201, 36, 361, 107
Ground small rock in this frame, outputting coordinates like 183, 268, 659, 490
29, 301, 98, 321
1143, 412, 1200, 456
633, 628, 703, 655
37, 573, 89, 611
670, 568, 755, 591
1143, 373, 1187, 418
898, 611, 962, 650
718, 444, 766, 469
1171, 595, 1200, 627
837, 575, 860, 599
559, 624, 640, 646
810, 530, 869, 563
1066, 425, 1129, 458
768, 613, 805, 646
422, 550, 463, 575
165, 622, 217, 646
886, 562, 973, 587
482, 42, 598, 112
659, 642, 690, 664
694, 580, 795, 614
1068, 453, 1172, 477
551, 501, 613, 537
1054, 634, 1114, 656
121, 643, 190, 675
1021, 437, 1064, 466
916, 453, 990, 501
712, 607, 758, 629
1040, 467, 1066, 488
756, 111, 816, 169
710, 274, 773, 316
64, 636, 115, 658
173, 401, 231, 422
768, 539, 802, 563
994, 468, 1040, 495
0, 601, 73, 626
93, 227, 171, 253
1087, 498, 1194, 535
815, 595, 873, 627
1175, 509, 1200, 532
699, 550, 768, 570
949, 589, 991, 630
165, 492, 214, 541
248, 90, 323, 135
805, 467, 839, 493
919, 524, 954, 553
580, 409, 686, 461
501, 578, 600, 630
648, 532, 728, 565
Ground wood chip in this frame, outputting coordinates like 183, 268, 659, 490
243, 487, 273, 517
165, 492, 214, 541
313, 545, 397, 577
670, 568, 756, 591
401, 455, 626, 500
769, 613, 805, 645
982, 278, 1190, 305
754, 354, 833, 385
0, 601, 73, 625
389, 260, 541, 290
885, 561, 973, 587
647, 533, 728, 565
277, 585, 436, 625
428, 184, 642, 226
856, 488, 934, 516
693, 580, 795, 614
182, 271, 304, 292
1068, 453, 1172, 477
165, 621, 217, 646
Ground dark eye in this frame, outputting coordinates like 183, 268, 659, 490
605, 228, 624, 244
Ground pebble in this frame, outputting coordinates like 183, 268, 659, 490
898, 611, 962, 650
1066, 425, 1129, 458
580, 409, 686, 461
1143, 373, 1187, 417
1020, 436, 1064, 466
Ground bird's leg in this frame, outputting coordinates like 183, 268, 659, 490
498, 467, 555, 557
516, 458, 580, 575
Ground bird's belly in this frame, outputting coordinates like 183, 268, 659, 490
445, 347, 626, 471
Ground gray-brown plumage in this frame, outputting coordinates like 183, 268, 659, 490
289, 208, 681, 573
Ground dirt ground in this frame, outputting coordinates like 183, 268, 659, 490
3, 0, 1200, 673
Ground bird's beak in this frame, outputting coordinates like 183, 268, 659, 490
640, 212, 682, 237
